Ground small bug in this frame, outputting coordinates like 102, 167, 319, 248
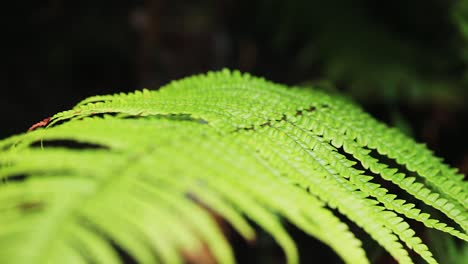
28, 117, 51, 132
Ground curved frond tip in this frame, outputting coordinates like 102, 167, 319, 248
0, 69, 466, 264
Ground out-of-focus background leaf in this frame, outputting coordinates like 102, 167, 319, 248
3, 0, 467, 263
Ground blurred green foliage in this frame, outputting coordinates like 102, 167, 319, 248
252, 0, 468, 106
427, 224, 468, 264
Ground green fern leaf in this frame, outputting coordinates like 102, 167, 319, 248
0, 69, 466, 264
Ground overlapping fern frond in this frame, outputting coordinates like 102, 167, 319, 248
0, 69, 466, 264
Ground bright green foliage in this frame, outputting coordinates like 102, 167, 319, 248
0, 69, 466, 264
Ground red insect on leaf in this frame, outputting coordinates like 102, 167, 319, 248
28, 117, 51, 132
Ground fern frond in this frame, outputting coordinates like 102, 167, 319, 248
295, 112, 468, 239
325, 104, 467, 207
0, 69, 466, 264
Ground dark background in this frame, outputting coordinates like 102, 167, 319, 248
2, 1, 468, 263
